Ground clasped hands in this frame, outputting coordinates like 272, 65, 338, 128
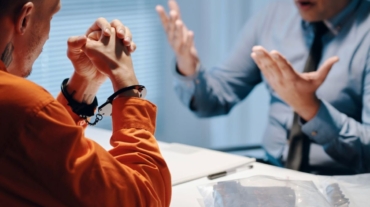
251, 46, 339, 121
65, 18, 139, 103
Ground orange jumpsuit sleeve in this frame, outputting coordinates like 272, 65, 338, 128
3, 95, 171, 206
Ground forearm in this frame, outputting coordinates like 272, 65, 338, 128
302, 100, 370, 173
191, 68, 238, 117
174, 63, 261, 117
173, 64, 230, 117
109, 97, 171, 206
71, 97, 171, 206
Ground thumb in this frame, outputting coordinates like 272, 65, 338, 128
313, 56, 339, 85
67, 36, 87, 52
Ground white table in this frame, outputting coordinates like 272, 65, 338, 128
170, 162, 319, 207
84, 127, 324, 207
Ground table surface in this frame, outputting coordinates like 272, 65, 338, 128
170, 162, 319, 207
85, 127, 321, 207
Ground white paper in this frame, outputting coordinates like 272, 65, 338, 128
159, 143, 255, 185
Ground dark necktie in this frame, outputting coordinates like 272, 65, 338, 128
285, 22, 328, 172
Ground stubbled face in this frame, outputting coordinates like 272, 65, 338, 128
6, 0, 61, 77
295, 0, 351, 22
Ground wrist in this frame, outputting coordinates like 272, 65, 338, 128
293, 97, 320, 121
108, 67, 139, 92
67, 72, 103, 104
61, 78, 98, 118
176, 56, 199, 77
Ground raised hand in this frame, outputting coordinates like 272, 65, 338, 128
251, 46, 339, 121
156, 0, 199, 76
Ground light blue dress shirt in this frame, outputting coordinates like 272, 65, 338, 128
174, 0, 370, 173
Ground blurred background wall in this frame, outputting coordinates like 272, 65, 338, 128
159, 0, 273, 148
30, 0, 276, 149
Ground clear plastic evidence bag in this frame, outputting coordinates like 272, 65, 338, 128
198, 175, 331, 207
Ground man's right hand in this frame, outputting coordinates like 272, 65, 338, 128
156, 0, 200, 77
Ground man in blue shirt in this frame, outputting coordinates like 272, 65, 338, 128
156, 0, 370, 174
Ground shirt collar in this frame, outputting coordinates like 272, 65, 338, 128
302, 0, 362, 35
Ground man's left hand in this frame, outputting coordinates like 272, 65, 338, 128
251, 46, 339, 121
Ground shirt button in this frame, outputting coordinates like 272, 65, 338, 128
311, 131, 318, 136
195, 79, 200, 84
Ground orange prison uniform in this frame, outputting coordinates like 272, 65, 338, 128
0, 62, 171, 206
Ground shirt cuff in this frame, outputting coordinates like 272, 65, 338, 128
112, 97, 157, 134
173, 62, 202, 108
301, 100, 345, 145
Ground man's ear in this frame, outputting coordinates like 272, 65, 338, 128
15, 2, 34, 35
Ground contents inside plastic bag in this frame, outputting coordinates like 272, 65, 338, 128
324, 183, 349, 207
197, 175, 330, 207
317, 173, 370, 207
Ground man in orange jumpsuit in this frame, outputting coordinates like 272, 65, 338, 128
0, 0, 171, 206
